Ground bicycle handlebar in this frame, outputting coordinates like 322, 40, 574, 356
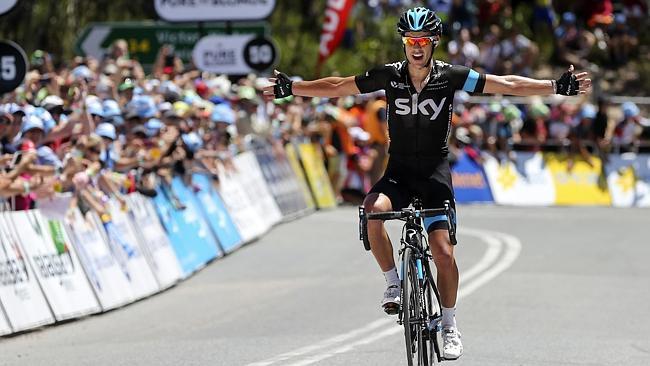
366, 208, 448, 221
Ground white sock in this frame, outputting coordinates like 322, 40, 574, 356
441, 307, 457, 330
383, 267, 400, 287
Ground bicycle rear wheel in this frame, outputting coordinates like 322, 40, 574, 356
402, 247, 428, 366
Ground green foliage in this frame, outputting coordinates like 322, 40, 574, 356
0, 0, 155, 63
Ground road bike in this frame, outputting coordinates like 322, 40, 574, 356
359, 198, 457, 365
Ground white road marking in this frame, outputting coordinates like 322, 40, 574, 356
459, 228, 502, 284
458, 229, 522, 299
245, 318, 393, 366
247, 228, 522, 366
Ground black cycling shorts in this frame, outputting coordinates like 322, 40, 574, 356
368, 156, 456, 234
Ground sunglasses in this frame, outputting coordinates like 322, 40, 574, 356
402, 36, 436, 47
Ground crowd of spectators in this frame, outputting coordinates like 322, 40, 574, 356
1, 38, 649, 207
365, 0, 647, 89
1, 0, 649, 206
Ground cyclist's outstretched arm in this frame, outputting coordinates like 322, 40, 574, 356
295, 76, 360, 98
263, 71, 360, 100
483, 65, 591, 96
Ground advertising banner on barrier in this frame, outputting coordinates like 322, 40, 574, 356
154, 181, 220, 275
545, 153, 611, 205
297, 143, 337, 208
0, 309, 11, 335
171, 177, 223, 257
126, 194, 183, 289
215, 160, 267, 243
65, 209, 134, 310
252, 142, 311, 218
252, 143, 293, 217
606, 154, 639, 207
633, 154, 650, 207
9, 210, 100, 321
101, 200, 160, 300
0, 214, 55, 332
285, 143, 316, 211
483, 152, 555, 206
451, 151, 494, 203
234, 152, 283, 227
191, 174, 243, 254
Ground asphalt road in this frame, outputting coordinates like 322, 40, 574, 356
1, 206, 649, 366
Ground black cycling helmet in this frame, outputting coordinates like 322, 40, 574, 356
397, 7, 442, 36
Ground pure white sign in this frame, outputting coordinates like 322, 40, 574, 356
0, 0, 17, 15
155, 0, 275, 21
193, 34, 252, 74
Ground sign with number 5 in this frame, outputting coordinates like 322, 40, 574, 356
0, 40, 27, 94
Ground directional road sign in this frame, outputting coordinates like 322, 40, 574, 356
75, 22, 268, 67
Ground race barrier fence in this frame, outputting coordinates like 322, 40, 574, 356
461, 151, 650, 207
2, 145, 647, 335
0, 141, 334, 336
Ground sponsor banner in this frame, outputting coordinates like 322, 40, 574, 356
154, 0, 276, 22
152, 186, 204, 275
0, 214, 55, 332
318, 0, 356, 64
483, 152, 555, 206
605, 154, 638, 207
192, 34, 277, 75
171, 177, 223, 257
452, 151, 494, 203
64, 209, 133, 310
151, 179, 220, 275
191, 174, 243, 254
285, 143, 316, 211
252, 143, 292, 216
100, 200, 160, 300
127, 194, 183, 289
0, 309, 11, 335
9, 210, 100, 321
633, 154, 650, 207
545, 153, 611, 205
214, 160, 266, 243
297, 143, 337, 209
234, 151, 283, 227
253, 141, 312, 218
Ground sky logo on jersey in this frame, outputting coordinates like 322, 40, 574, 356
394, 96, 447, 120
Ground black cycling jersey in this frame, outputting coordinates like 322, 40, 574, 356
355, 60, 485, 159
357, 60, 486, 233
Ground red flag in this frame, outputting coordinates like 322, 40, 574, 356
318, 0, 356, 66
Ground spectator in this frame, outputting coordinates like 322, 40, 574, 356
613, 102, 642, 152
448, 0, 478, 35
448, 28, 480, 68
592, 95, 611, 156
554, 12, 595, 69
499, 26, 538, 76
607, 14, 639, 66
478, 24, 502, 74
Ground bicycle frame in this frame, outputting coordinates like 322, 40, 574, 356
359, 198, 457, 364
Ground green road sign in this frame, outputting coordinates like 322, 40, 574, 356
75, 21, 268, 67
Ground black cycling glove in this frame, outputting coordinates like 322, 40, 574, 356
274, 71, 293, 98
555, 69, 579, 96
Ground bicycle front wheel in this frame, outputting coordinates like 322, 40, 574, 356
402, 247, 428, 366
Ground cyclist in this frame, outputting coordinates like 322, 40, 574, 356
264, 7, 590, 360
